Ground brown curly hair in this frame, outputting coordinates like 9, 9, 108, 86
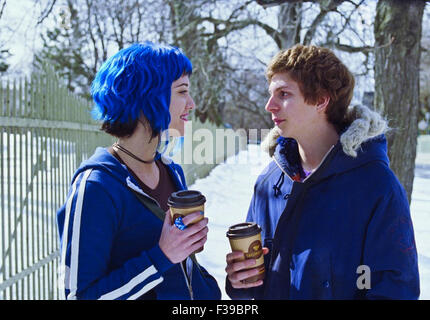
266, 44, 355, 133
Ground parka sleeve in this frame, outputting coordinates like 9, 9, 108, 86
57, 169, 174, 300
361, 185, 420, 300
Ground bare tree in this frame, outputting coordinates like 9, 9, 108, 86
0, 0, 10, 72
36, 0, 159, 97
374, 0, 426, 203
256, 0, 428, 203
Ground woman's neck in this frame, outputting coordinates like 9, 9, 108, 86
115, 125, 159, 173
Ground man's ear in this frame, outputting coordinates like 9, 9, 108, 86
316, 95, 330, 113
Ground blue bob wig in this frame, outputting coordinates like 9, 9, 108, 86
90, 41, 192, 136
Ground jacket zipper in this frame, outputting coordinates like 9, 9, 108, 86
269, 144, 337, 298
272, 145, 335, 183
180, 261, 194, 300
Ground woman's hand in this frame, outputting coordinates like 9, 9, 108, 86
225, 248, 269, 289
159, 210, 208, 264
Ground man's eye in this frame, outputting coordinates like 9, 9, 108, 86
280, 91, 289, 97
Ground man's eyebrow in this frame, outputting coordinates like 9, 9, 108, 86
268, 85, 289, 93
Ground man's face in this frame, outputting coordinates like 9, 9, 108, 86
265, 72, 319, 139
169, 74, 195, 136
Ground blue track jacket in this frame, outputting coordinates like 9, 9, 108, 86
226, 105, 420, 300
57, 147, 221, 300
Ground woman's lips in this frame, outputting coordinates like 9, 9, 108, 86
180, 113, 189, 121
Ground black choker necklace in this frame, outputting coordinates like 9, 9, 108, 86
112, 142, 156, 164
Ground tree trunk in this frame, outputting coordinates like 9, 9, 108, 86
373, 0, 425, 204
277, 2, 302, 49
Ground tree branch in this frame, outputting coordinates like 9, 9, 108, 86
0, 0, 6, 21
326, 36, 394, 54
303, 6, 330, 44
37, 0, 57, 25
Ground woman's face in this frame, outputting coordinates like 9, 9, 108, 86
169, 74, 195, 137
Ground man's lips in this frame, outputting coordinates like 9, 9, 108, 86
273, 118, 285, 125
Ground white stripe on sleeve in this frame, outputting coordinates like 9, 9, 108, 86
98, 265, 159, 300
127, 277, 163, 300
67, 169, 93, 300
63, 168, 163, 300
59, 172, 83, 299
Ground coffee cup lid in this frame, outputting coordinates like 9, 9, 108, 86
226, 222, 262, 239
167, 190, 206, 208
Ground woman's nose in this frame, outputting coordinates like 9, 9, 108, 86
187, 95, 195, 110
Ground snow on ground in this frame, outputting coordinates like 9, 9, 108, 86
411, 152, 430, 300
191, 144, 430, 300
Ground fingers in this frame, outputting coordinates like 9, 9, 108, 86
227, 266, 264, 289
226, 248, 269, 264
181, 211, 204, 226
189, 234, 207, 253
185, 225, 208, 246
226, 251, 244, 264
225, 248, 269, 289
169, 214, 208, 255
182, 217, 208, 237
225, 257, 256, 274
170, 212, 205, 233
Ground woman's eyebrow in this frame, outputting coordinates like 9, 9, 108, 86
174, 83, 189, 88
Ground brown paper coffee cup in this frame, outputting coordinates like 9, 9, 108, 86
169, 204, 205, 225
227, 222, 265, 283
168, 190, 206, 253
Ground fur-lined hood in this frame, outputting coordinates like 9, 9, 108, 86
261, 104, 389, 158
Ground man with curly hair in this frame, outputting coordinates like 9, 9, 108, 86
225, 44, 420, 300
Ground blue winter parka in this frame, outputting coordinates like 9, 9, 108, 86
226, 105, 420, 300
57, 147, 221, 300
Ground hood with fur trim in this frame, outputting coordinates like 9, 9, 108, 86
261, 104, 389, 158
261, 104, 390, 184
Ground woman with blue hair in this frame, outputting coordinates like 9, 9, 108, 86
56, 42, 221, 300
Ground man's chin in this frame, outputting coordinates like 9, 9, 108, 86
277, 130, 296, 140
276, 126, 289, 138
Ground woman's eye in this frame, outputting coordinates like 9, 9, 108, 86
280, 91, 289, 97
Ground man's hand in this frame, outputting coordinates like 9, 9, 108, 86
225, 248, 269, 289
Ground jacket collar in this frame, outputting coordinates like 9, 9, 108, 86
72, 148, 186, 201
264, 104, 390, 183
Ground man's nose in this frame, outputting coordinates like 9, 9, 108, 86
265, 95, 278, 113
